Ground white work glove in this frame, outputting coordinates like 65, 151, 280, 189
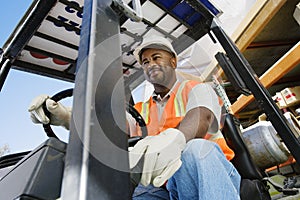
129, 128, 186, 187
28, 94, 72, 130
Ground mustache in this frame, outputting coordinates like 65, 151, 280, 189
147, 64, 173, 72
147, 64, 162, 75
148, 64, 161, 71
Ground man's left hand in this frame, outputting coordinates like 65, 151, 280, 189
129, 128, 186, 187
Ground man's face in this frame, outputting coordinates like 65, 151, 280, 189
141, 48, 176, 87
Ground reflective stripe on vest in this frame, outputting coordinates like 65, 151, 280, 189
174, 80, 189, 117
141, 101, 150, 124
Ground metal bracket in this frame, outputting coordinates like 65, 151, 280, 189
112, 0, 143, 22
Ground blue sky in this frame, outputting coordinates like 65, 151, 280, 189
0, 1, 73, 154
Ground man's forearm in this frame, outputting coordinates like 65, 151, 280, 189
176, 107, 213, 141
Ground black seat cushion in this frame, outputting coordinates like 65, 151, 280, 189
222, 113, 271, 199
222, 113, 264, 179
240, 179, 271, 200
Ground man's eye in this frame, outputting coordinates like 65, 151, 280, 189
142, 61, 149, 66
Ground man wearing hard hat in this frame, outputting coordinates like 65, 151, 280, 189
29, 35, 241, 199
129, 35, 240, 199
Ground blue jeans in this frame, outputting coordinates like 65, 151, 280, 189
132, 139, 241, 200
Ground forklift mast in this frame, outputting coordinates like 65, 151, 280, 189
61, 0, 131, 198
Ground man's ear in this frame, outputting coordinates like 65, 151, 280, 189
170, 57, 177, 69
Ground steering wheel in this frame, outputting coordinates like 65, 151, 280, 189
43, 88, 145, 190
43, 88, 147, 144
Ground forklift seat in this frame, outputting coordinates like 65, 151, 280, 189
222, 113, 271, 200
0, 138, 66, 200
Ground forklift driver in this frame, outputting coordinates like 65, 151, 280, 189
28, 35, 241, 199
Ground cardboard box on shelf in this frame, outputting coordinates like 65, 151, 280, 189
293, 2, 300, 26
280, 86, 300, 107
273, 92, 288, 109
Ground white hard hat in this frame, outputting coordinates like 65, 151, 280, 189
133, 35, 177, 64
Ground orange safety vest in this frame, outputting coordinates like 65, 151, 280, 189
134, 80, 235, 161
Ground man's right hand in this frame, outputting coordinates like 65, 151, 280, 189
28, 95, 72, 130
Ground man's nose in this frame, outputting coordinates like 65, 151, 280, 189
143, 60, 156, 69
148, 58, 157, 66
148, 59, 159, 68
